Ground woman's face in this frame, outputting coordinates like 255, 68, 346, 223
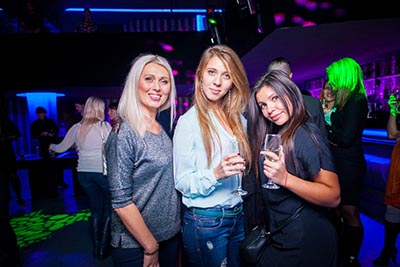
200, 56, 233, 104
138, 62, 171, 114
323, 82, 335, 101
255, 85, 290, 126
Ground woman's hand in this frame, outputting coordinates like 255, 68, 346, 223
261, 148, 288, 187
143, 251, 159, 267
214, 152, 245, 180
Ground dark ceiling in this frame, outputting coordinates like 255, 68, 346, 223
1, 0, 400, 98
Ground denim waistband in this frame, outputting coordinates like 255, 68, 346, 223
188, 203, 243, 218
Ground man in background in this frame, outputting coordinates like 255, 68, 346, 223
30, 106, 59, 158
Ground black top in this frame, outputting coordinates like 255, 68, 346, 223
259, 123, 338, 266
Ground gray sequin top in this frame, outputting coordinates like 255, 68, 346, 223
105, 121, 181, 248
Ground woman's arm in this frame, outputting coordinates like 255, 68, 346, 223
284, 169, 340, 207
262, 150, 340, 208
387, 114, 399, 139
114, 204, 159, 259
49, 124, 78, 153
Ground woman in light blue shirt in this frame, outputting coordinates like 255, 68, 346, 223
173, 44, 251, 267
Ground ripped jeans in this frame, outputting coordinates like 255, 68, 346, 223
182, 204, 244, 267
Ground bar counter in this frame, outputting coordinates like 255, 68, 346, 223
16, 151, 80, 199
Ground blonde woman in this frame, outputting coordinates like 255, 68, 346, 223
105, 54, 181, 267
50, 96, 112, 260
173, 45, 251, 267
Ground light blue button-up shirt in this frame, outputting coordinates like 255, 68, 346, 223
173, 106, 247, 209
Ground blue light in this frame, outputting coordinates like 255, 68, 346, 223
196, 15, 206, 31
64, 8, 223, 13
17, 92, 65, 154
363, 128, 388, 138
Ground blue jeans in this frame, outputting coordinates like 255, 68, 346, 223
111, 233, 180, 267
77, 172, 111, 219
182, 204, 245, 267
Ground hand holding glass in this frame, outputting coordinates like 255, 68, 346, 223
262, 134, 281, 189
232, 141, 248, 196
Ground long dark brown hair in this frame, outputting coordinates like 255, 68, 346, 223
247, 70, 316, 179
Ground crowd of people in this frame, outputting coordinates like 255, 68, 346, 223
2, 44, 398, 267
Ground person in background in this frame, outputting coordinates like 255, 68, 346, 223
325, 57, 369, 267
247, 70, 340, 266
372, 93, 400, 267
173, 44, 251, 267
18, 0, 48, 33
0, 114, 25, 206
49, 96, 112, 261
73, 98, 86, 124
320, 80, 336, 125
30, 106, 59, 158
105, 54, 181, 267
107, 102, 120, 132
267, 56, 327, 137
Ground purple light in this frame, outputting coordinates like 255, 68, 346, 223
160, 42, 174, 51
183, 102, 189, 107
173, 69, 179, 76
302, 21, 317, 27
305, 1, 318, 10
291, 15, 304, 25
274, 12, 286, 26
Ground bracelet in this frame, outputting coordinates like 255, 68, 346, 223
144, 244, 159, 256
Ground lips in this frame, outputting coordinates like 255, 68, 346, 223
149, 93, 161, 101
269, 112, 281, 122
209, 88, 221, 95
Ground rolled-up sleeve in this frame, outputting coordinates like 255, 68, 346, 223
173, 113, 219, 199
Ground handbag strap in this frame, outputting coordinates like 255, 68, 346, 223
269, 204, 304, 235
100, 121, 105, 143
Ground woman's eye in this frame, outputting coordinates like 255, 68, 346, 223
145, 77, 154, 82
223, 73, 231, 79
160, 79, 169, 85
208, 70, 215, 75
258, 103, 267, 109
272, 96, 279, 101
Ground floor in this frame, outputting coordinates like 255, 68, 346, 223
7, 169, 400, 267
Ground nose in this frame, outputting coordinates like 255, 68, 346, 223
265, 101, 275, 114
213, 75, 222, 86
153, 80, 161, 91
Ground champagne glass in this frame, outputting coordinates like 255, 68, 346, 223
261, 134, 281, 190
232, 140, 248, 196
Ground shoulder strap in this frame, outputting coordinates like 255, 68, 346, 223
100, 121, 105, 142
269, 204, 305, 235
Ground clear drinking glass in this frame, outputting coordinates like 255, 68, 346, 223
232, 140, 248, 196
261, 134, 281, 190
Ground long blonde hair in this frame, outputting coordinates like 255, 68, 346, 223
118, 53, 176, 138
77, 96, 105, 145
193, 44, 251, 167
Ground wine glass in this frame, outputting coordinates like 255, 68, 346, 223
232, 140, 248, 196
261, 134, 281, 190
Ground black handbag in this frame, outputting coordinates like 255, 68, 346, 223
240, 204, 304, 265
240, 224, 270, 264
